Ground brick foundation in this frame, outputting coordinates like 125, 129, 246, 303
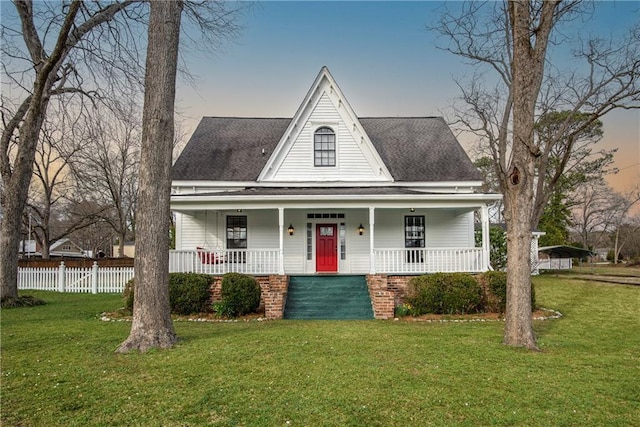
365, 274, 415, 319
263, 275, 289, 319
210, 274, 289, 319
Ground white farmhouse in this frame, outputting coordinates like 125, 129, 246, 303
170, 67, 501, 319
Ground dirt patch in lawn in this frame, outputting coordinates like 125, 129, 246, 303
400, 308, 561, 323
101, 308, 268, 322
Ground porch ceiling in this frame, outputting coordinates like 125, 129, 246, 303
170, 186, 501, 211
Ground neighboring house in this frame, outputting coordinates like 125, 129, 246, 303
112, 242, 135, 258
18, 238, 89, 258
170, 67, 501, 318
592, 248, 610, 262
18, 240, 38, 258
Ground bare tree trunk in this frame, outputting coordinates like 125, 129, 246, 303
118, 232, 126, 258
503, 158, 537, 349
503, 0, 560, 350
40, 236, 50, 259
117, 0, 182, 353
1, 193, 24, 299
1, 103, 49, 299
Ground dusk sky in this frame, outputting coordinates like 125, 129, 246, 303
176, 1, 639, 194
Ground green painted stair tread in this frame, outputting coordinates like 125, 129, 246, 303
284, 275, 374, 320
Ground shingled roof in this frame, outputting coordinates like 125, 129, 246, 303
172, 116, 481, 182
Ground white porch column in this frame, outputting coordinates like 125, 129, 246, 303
369, 207, 376, 274
278, 208, 285, 275
481, 205, 490, 271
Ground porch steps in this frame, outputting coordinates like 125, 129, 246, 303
284, 275, 374, 320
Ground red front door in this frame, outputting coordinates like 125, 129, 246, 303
316, 224, 338, 273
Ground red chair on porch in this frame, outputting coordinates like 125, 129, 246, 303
196, 247, 225, 264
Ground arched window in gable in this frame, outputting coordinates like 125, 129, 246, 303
314, 126, 336, 167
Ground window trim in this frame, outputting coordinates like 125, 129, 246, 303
405, 215, 425, 263
313, 126, 336, 167
404, 215, 426, 248
226, 215, 247, 249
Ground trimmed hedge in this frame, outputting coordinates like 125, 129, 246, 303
218, 273, 261, 317
477, 271, 536, 314
406, 273, 484, 315
402, 272, 538, 316
123, 273, 213, 315
168, 273, 213, 315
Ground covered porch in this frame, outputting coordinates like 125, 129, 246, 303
170, 189, 499, 276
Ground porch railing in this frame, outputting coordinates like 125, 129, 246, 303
169, 249, 280, 275
374, 248, 485, 274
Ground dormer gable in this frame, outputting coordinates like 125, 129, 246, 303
258, 67, 393, 183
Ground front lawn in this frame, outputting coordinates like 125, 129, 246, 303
1, 277, 638, 426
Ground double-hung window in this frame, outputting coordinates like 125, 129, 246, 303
314, 127, 336, 167
226, 216, 247, 249
405, 215, 425, 263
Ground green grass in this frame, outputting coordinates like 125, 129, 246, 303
568, 265, 640, 277
2, 277, 639, 426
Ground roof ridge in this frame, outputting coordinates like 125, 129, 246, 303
201, 116, 292, 120
199, 116, 445, 120
359, 116, 444, 119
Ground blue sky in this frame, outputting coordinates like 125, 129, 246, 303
176, 1, 639, 193
1, 1, 637, 192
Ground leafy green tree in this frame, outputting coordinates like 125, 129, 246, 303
476, 226, 508, 270
538, 191, 571, 246
488, 226, 508, 271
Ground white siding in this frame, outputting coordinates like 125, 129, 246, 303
270, 93, 385, 182
426, 210, 474, 247
178, 211, 224, 250
373, 209, 474, 248
177, 210, 281, 251
248, 210, 279, 249
345, 210, 371, 274
283, 210, 307, 274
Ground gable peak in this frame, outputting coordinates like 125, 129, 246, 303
257, 67, 393, 183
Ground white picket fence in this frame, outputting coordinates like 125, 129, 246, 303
18, 262, 134, 294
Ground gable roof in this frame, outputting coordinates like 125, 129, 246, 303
173, 67, 481, 184
257, 66, 393, 182
172, 116, 482, 182
172, 117, 290, 181
361, 117, 481, 182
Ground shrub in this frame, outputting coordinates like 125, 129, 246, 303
123, 278, 135, 311
406, 273, 484, 315
122, 273, 213, 315
478, 271, 536, 313
478, 271, 507, 313
168, 273, 213, 315
212, 300, 234, 318
219, 273, 261, 317
394, 303, 413, 317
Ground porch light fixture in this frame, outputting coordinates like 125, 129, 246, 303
288, 224, 295, 236
236, 209, 243, 213
410, 208, 415, 212
357, 224, 365, 235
